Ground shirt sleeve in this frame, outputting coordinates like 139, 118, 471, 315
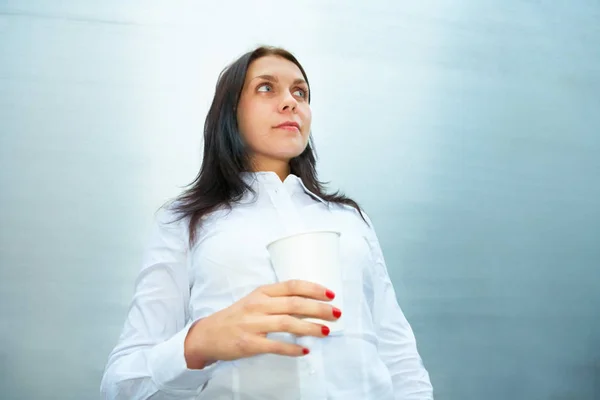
363, 214, 434, 400
100, 206, 219, 399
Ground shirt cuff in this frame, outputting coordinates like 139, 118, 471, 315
147, 321, 218, 393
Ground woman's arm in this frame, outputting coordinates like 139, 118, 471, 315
364, 215, 434, 399
100, 207, 218, 399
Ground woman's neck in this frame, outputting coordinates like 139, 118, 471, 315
249, 158, 290, 182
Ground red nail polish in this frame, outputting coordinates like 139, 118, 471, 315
321, 326, 330, 336
302, 348, 310, 355
325, 290, 335, 300
332, 307, 342, 319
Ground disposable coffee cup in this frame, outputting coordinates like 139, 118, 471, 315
266, 230, 344, 333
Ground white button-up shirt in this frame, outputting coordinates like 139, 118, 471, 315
101, 172, 433, 399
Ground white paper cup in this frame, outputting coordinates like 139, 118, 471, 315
266, 230, 344, 333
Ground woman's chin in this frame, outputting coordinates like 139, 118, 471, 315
268, 145, 307, 161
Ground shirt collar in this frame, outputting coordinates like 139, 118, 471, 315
240, 171, 328, 205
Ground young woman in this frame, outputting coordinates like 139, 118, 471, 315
101, 46, 433, 399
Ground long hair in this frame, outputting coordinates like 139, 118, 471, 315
171, 45, 364, 246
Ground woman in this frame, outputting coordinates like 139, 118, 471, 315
101, 46, 433, 399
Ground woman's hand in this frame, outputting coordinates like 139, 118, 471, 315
184, 279, 342, 369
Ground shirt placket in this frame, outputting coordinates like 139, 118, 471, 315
266, 182, 306, 235
295, 336, 327, 399
266, 182, 327, 400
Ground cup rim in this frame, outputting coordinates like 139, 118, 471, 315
266, 230, 341, 250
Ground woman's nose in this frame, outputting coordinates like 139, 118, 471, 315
279, 92, 298, 112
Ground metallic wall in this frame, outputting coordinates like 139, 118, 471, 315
1, 1, 598, 399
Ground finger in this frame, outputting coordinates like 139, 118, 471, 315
257, 315, 330, 338
263, 296, 340, 322
259, 279, 336, 301
250, 335, 311, 358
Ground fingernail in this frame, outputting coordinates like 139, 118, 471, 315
325, 290, 335, 300
332, 307, 342, 319
321, 326, 330, 336
302, 348, 310, 355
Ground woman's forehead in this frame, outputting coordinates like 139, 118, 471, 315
247, 55, 305, 81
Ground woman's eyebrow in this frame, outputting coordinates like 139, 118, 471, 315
251, 74, 308, 86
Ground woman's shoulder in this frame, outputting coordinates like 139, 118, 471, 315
328, 201, 371, 220
328, 201, 374, 234
155, 198, 234, 247
150, 200, 189, 239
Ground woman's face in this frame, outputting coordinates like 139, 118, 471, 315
237, 55, 312, 171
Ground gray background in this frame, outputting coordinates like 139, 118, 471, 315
1, 1, 599, 399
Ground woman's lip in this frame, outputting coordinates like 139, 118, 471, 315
275, 125, 300, 132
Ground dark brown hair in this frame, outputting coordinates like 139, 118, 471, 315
171, 45, 364, 246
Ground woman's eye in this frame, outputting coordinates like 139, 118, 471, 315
257, 83, 272, 92
293, 88, 308, 98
